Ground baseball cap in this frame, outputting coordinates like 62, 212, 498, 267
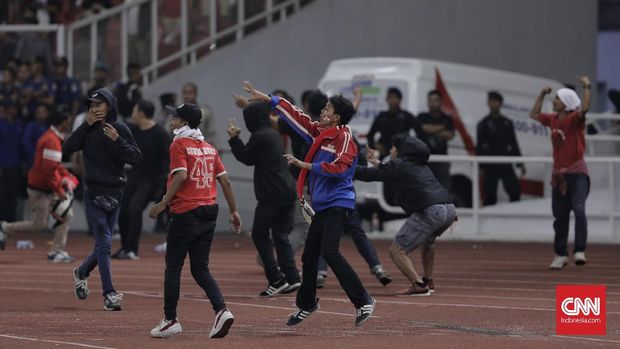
166, 103, 202, 128
87, 90, 107, 104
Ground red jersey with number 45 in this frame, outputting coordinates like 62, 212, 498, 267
167, 137, 226, 214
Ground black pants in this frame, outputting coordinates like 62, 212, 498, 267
164, 205, 225, 320
318, 207, 381, 274
482, 164, 521, 206
0, 166, 22, 222
118, 177, 163, 253
252, 202, 300, 284
296, 207, 370, 309
552, 174, 589, 256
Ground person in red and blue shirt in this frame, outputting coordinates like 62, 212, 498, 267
530, 76, 591, 270
241, 81, 375, 328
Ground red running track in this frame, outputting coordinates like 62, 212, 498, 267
0, 232, 618, 348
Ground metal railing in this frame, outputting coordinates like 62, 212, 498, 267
0, 24, 65, 57
61, 0, 309, 85
370, 154, 619, 238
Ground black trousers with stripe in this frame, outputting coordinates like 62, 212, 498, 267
296, 207, 371, 309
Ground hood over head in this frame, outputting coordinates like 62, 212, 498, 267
396, 136, 430, 163
243, 101, 271, 133
88, 87, 118, 122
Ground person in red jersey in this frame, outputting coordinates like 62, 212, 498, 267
149, 103, 241, 339
0, 111, 77, 261
529, 76, 591, 270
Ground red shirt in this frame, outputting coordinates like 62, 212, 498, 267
28, 126, 76, 196
167, 137, 226, 214
538, 112, 586, 169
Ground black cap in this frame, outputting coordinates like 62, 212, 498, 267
87, 90, 107, 104
166, 103, 202, 128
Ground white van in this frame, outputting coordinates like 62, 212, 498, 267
318, 57, 564, 210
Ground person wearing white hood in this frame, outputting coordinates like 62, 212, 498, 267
529, 76, 591, 270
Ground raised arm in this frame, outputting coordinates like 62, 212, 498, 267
578, 76, 591, 121
241, 81, 320, 143
529, 86, 552, 122
228, 118, 258, 166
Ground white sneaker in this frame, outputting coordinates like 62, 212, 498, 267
574, 252, 587, 266
549, 255, 569, 270
150, 318, 182, 338
209, 309, 234, 338
49, 251, 75, 263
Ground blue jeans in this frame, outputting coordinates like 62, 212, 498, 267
77, 192, 121, 297
552, 174, 589, 256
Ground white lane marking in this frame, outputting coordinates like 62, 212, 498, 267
0, 334, 117, 349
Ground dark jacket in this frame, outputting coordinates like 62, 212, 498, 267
63, 87, 142, 199
367, 109, 427, 156
354, 136, 452, 214
229, 102, 296, 204
476, 113, 521, 162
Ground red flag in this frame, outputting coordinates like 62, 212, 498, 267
435, 68, 476, 155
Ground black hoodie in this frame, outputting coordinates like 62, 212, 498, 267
354, 136, 452, 214
63, 87, 142, 199
228, 102, 296, 204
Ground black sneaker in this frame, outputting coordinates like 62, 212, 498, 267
72, 268, 89, 300
371, 266, 392, 286
287, 301, 319, 326
355, 297, 376, 327
259, 278, 289, 297
104, 292, 123, 311
422, 277, 435, 293
281, 281, 301, 294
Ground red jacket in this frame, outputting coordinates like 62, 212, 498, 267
28, 127, 77, 197
271, 96, 357, 212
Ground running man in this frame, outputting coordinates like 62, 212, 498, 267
149, 103, 241, 339
241, 81, 376, 328
355, 135, 456, 295
0, 111, 78, 261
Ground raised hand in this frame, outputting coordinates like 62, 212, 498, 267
227, 118, 241, 138
541, 86, 552, 96
233, 93, 249, 109
579, 76, 591, 87
242, 80, 270, 102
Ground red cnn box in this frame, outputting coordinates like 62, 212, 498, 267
556, 285, 606, 336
